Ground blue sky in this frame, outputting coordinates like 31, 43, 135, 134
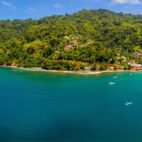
0, 0, 142, 19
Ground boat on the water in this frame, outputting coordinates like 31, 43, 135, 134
125, 102, 133, 106
109, 82, 116, 85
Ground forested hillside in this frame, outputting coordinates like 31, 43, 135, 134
0, 9, 142, 71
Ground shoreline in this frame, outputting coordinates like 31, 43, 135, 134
0, 65, 110, 75
0, 65, 140, 75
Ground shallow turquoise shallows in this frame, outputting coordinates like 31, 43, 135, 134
0, 68, 142, 142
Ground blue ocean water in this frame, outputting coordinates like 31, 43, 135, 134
0, 68, 142, 142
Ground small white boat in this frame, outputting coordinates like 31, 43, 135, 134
113, 76, 118, 79
108, 82, 116, 85
125, 102, 133, 106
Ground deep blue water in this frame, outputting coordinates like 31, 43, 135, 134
0, 68, 142, 142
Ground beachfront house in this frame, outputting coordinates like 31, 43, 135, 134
129, 60, 142, 70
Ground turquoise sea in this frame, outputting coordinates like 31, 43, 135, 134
0, 67, 142, 142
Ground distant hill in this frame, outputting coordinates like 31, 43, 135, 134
0, 9, 142, 71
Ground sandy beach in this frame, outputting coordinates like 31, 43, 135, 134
0, 65, 139, 75
0, 65, 109, 75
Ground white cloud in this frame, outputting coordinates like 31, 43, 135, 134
113, 0, 141, 4
53, 3, 63, 9
0, 0, 16, 9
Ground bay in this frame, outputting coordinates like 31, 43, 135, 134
0, 67, 142, 142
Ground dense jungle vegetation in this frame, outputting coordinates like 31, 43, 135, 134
0, 9, 142, 71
